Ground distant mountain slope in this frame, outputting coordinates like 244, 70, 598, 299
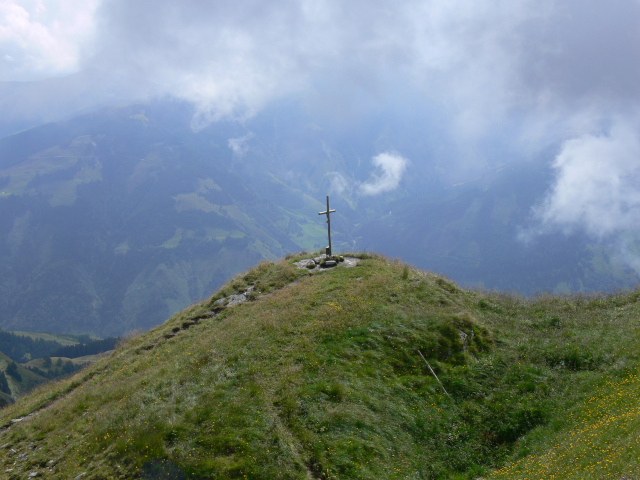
2, 254, 640, 479
2, 99, 639, 338
0, 102, 331, 336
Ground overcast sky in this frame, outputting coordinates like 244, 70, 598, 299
2, 0, 640, 240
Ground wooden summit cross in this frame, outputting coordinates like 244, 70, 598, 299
318, 195, 336, 256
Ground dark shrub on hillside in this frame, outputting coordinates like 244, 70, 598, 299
0, 371, 10, 395
6, 361, 21, 381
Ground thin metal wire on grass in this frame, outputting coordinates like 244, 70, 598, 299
417, 350, 451, 398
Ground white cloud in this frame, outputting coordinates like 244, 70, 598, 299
55, 0, 634, 186
0, 0, 99, 81
4, 1, 640, 137
327, 171, 349, 195
3, 0, 640, 196
227, 133, 254, 158
533, 121, 640, 238
359, 152, 408, 196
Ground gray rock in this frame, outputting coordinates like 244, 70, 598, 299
213, 298, 227, 306
28, 472, 38, 478
295, 259, 316, 269
458, 330, 469, 352
226, 294, 246, 306
342, 257, 360, 268
323, 260, 338, 268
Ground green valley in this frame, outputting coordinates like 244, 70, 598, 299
0, 331, 119, 406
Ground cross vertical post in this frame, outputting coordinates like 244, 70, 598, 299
318, 195, 336, 256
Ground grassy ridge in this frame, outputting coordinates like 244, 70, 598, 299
1, 254, 640, 479
6, 332, 98, 346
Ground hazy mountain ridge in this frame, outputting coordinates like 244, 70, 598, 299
0, 102, 330, 336
1, 100, 639, 337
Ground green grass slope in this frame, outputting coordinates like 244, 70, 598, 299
1, 254, 640, 479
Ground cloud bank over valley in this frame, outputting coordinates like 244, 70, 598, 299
2, 0, 640, 258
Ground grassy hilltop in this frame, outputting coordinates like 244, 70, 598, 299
1, 253, 640, 479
